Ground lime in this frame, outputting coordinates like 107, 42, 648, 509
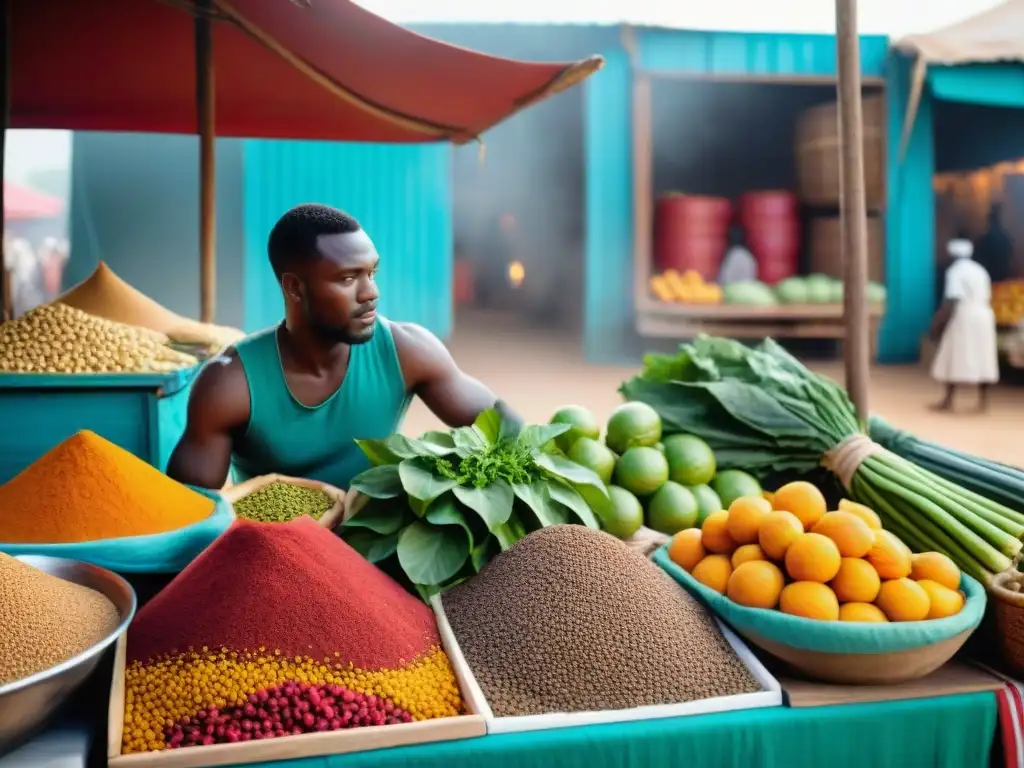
710, 470, 762, 508
601, 485, 645, 539
654, 442, 665, 454
662, 434, 717, 485
567, 437, 617, 485
613, 446, 669, 498
689, 483, 724, 526
550, 405, 600, 453
605, 402, 662, 454
646, 481, 699, 535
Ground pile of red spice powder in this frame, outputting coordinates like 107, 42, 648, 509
127, 517, 438, 668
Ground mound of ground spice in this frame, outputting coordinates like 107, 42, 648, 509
122, 517, 462, 755
442, 525, 762, 717
0, 431, 214, 543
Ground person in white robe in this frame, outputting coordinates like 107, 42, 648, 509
929, 237, 999, 412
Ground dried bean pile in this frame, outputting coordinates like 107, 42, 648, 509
442, 525, 761, 717
0, 553, 119, 685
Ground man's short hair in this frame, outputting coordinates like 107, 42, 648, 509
267, 204, 361, 279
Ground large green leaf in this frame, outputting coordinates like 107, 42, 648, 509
350, 464, 403, 499
425, 495, 475, 547
512, 480, 569, 527
471, 537, 500, 572
397, 520, 469, 586
453, 426, 488, 457
420, 430, 458, 455
547, 481, 601, 529
342, 528, 399, 563
473, 409, 502, 444
452, 479, 514, 529
496, 401, 523, 443
532, 452, 607, 495
518, 423, 570, 451
493, 510, 527, 551
398, 457, 458, 501
341, 499, 410, 535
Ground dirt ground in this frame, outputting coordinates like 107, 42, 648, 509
403, 310, 1024, 464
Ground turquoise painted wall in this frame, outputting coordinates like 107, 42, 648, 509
241, 141, 453, 336
69, 133, 246, 328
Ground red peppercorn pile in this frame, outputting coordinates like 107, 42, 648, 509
122, 518, 464, 755
166, 683, 414, 748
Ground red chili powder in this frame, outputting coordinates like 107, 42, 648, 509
127, 517, 438, 669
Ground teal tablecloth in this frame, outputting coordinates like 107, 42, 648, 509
244, 692, 997, 768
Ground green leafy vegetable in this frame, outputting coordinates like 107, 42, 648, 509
341, 407, 607, 598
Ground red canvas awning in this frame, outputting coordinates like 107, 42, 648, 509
3, 182, 63, 220
9, 0, 602, 142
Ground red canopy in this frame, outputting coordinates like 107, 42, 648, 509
10, 0, 602, 142
3, 182, 63, 220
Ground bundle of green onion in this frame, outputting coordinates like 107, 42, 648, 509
621, 336, 1021, 586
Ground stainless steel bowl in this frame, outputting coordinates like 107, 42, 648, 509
0, 556, 137, 756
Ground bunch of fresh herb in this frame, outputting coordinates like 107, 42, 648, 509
342, 407, 608, 600
620, 336, 1022, 586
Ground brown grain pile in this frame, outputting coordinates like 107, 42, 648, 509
441, 525, 761, 716
0, 553, 120, 685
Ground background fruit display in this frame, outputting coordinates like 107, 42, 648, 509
667, 481, 966, 624
548, 403, 762, 541
649, 269, 723, 305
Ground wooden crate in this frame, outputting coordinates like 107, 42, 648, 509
807, 215, 886, 283
107, 612, 488, 767
795, 95, 886, 210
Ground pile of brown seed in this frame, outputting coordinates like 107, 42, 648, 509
0, 553, 121, 685
442, 525, 761, 716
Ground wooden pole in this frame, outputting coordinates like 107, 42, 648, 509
1, 0, 11, 322
835, 0, 870, 419
195, 0, 216, 323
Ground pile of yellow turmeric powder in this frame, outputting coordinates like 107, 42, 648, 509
0, 431, 214, 543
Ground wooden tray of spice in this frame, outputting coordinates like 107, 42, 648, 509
221, 474, 346, 529
107, 615, 488, 767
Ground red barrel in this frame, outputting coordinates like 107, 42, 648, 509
653, 194, 732, 279
738, 191, 799, 284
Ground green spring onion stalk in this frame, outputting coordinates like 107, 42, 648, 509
621, 336, 1020, 587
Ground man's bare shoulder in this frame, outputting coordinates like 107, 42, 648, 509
187, 348, 250, 430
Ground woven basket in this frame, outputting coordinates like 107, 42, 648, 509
222, 474, 346, 529
991, 571, 1024, 676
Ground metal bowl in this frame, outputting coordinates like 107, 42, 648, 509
0, 555, 136, 756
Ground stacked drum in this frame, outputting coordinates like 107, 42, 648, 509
653, 194, 733, 280
738, 191, 799, 285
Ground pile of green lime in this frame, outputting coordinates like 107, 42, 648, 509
550, 402, 762, 540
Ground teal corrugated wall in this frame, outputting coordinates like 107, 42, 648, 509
882, 54, 935, 362
583, 30, 890, 364
241, 141, 453, 336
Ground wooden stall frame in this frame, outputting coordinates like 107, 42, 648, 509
627, 33, 889, 350
106, 609, 488, 768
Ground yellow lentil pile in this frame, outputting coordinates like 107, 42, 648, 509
0, 302, 197, 374
0, 553, 120, 685
122, 517, 462, 754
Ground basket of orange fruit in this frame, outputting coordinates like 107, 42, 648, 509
653, 481, 986, 685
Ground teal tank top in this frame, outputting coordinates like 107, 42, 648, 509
230, 318, 411, 489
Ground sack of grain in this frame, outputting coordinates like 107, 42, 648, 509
222, 474, 346, 529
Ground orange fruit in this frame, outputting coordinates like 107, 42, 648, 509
917, 579, 965, 619
762, 490, 776, 506
785, 532, 842, 583
866, 530, 913, 579
839, 602, 889, 622
838, 498, 883, 530
727, 496, 772, 545
668, 528, 706, 572
779, 581, 840, 621
732, 543, 767, 568
875, 578, 931, 622
811, 511, 875, 558
758, 510, 804, 561
727, 561, 785, 609
772, 481, 827, 530
701, 510, 736, 554
692, 554, 733, 594
911, 552, 961, 590
830, 557, 882, 602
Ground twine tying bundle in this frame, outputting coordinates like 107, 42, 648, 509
820, 433, 890, 491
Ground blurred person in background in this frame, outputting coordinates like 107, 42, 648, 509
40, 237, 70, 300
717, 224, 758, 285
929, 236, 999, 412
4, 237, 44, 317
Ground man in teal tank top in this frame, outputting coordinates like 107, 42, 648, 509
167, 204, 517, 491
